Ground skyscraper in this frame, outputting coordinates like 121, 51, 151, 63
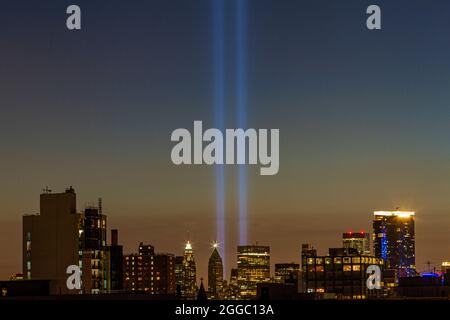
208, 243, 224, 299
237, 245, 270, 299
23, 187, 84, 294
373, 210, 416, 279
181, 241, 197, 299
343, 231, 371, 255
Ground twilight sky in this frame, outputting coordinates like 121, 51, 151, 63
1, 0, 450, 282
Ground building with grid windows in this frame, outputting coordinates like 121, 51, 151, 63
301, 247, 384, 299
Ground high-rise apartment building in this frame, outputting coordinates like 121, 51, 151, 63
123, 243, 155, 292
123, 243, 175, 295
82, 205, 109, 293
373, 210, 416, 279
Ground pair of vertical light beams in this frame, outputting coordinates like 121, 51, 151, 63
213, 0, 247, 273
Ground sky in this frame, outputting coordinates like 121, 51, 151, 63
1, 0, 450, 282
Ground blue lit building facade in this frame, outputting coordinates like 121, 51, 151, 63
373, 210, 416, 280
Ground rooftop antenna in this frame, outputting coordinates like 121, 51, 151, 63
98, 197, 102, 214
425, 260, 435, 273
42, 186, 52, 194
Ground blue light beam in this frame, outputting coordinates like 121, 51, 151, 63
236, 0, 248, 245
213, 0, 226, 271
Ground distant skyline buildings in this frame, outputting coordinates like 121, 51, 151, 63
343, 231, 371, 256
4, 187, 448, 300
237, 245, 271, 299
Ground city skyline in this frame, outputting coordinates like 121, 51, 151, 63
1, 185, 446, 288
2, 0, 450, 289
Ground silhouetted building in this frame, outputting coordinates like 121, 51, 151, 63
237, 244, 270, 299
301, 243, 317, 258
343, 231, 371, 255
373, 210, 416, 279
397, 273, 450, 298
197, 278, 207, 301
22, 187, 84, 294
257, 282, 298, 300
0, 280, 51, 297
108, 229, 123, 291
154, 253, 176, 295
302, 247, 384, 299
227, 268, 239, 299
174, 255, 184, 295
208, 244, 224, 299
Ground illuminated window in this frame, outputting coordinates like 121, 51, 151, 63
352, 257, 360, 264
343, 257, 351, 264
352, 265, 361, 271
334, 258, 342, 264
343, 265, 351, 272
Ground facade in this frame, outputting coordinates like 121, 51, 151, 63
123, 243, 175, 295
343, 232, 371, 255
373, 210, 416, 279
397, 274, 450, 298
181, 241, 197, 299
22, 187, 83, 294
82, 205, 109, 293
237, 245, 271, 299
302, 247, 384, 299
275, 263, 300, 286
227, 268, 239, 299
123, 243, 155, 292
154, 253, 176, 295
208, 244, 224, 299
174, 256, 184, 296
